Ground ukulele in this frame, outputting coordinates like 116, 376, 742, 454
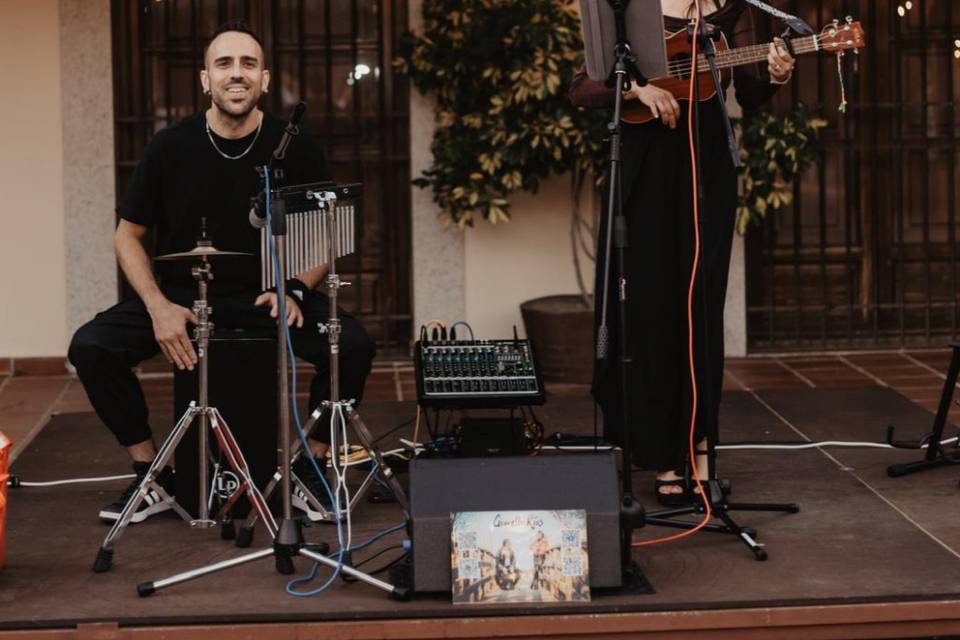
621, 18, 866, 124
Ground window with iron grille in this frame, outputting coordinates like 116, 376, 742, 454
747, 0, 960, 351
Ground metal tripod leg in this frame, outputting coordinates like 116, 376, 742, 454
235, 405, 402, 547
208, 408, 278, 536
644, 479, 798, 561
94, 404, 202, 572
136, 541, 405, 599
344, 406, 409, 517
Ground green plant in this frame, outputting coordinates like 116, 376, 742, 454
736, 105, 828, 234
395, 0, 608, 228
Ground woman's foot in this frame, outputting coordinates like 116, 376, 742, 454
654, 470, 689, 507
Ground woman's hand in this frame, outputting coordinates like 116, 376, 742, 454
768, 38, 796, 84
623, 82, 680, 129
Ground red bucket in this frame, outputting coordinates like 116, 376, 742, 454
0, 432, 10, 570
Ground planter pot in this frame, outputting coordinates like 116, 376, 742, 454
520, 294, 594, 385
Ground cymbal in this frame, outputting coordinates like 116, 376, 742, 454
155, 245, 254, 261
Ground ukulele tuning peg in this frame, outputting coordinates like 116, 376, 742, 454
845, 16, 853, 24
831, 18, 840, 28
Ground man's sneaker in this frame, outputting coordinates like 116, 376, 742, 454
291, 455, 337, 522
99, 461, 175, 524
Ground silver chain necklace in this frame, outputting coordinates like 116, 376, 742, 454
205, 112, 263, 160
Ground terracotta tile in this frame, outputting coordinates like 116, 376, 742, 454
0, 378, 69, 414
876, 373, 943, 385
848, 358, 930, 374
726, 360, 783, 373
52, 400, 94, 414
0, 359, 11, 375
845, 353, 917, 366
780, 357, 845, 369
734, 375, 808, 389
0, 412, 45, 442
907, 352, 953, 370
12, 357, 69, 376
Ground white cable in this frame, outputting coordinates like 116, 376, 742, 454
15, 435, 958, 489
719, 441, 894, 451
14, 473, 135, 487
333, 404, 352, 550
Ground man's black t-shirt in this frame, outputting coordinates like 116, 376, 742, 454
118, 111, 330, 292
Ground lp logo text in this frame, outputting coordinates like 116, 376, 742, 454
215, 471, 240, 499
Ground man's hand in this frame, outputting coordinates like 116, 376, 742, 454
624, 82, 681, 129
148, 300, 199, 370
255, 292, 304, 328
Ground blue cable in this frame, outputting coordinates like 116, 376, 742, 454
260, 168, 346, 596
285, 522, 407, 592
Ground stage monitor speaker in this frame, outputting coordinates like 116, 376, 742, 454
174, 330, 277, 519
409, 453, 622, 592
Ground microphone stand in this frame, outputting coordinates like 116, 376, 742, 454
642, 20, 798, 560
596, 0, 647, 589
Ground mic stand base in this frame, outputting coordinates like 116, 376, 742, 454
645, 479, 799, 561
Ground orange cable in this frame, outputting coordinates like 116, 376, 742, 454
633, 4, 713, 548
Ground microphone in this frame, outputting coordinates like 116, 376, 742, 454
272, 101, 306, 163
250, 102, 307, 229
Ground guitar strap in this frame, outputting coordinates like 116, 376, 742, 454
741, 0, 815, 35
741, 0, 815, 56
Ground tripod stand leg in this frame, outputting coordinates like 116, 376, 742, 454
713, 508, 767, 561
345, 407, 409, 517
210, 409, 278, 536
298, 546, 410, 600
236, 410, 324, 545
726, 501, 800, 514
94, 407, 200, 573
137, 548, 275, 597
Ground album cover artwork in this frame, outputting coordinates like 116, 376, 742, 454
450, 509, 590, 605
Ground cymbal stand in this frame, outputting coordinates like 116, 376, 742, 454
137, 182, 409, 600
93, 255, 276, 572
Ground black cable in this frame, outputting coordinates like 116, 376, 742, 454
372, 416, 416, 445
367, 551, 409, 576
340, 545, 407, 582
355, 543, 405, 569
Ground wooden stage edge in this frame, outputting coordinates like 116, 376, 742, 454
5, 600, 960, 640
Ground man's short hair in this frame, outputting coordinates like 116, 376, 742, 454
204, 21, 265, 65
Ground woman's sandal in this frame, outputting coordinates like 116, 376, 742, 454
654, 478, 691, 507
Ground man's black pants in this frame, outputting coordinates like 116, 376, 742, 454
68, 284, 376, 448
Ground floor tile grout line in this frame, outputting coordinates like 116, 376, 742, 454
9, 378, 74, 463
902, 353, 958, 388
0, 375, 12, 397
724, 369, 752, 392
775, 358, 816, 388
749, 389, 960, 563
837, 355, 890, 388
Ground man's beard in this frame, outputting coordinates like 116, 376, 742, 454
211, 87, 261, 121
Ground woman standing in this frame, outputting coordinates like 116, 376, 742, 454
571, 0, 795, 505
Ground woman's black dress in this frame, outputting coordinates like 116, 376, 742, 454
570, 1, 780, 472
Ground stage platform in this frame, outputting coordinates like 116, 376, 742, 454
3, 387, 960, 639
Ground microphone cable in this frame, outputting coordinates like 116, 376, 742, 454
634, 2, 714, 549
